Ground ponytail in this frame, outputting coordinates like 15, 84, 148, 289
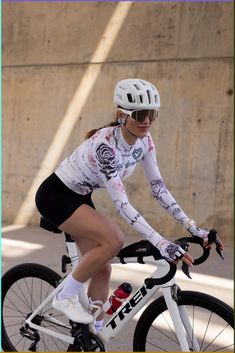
85, 120, 120, 139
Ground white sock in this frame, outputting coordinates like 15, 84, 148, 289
94, 320, 104, 333
57, 274, 85, 300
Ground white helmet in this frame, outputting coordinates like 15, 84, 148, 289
114, 78, 160, 110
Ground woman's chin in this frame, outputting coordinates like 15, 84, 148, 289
137, 128, 149, 137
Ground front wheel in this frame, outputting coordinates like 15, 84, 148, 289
133, 290, 234, 352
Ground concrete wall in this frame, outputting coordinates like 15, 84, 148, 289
3, 2, 233, 240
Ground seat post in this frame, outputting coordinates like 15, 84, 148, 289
64, 233, 80, 269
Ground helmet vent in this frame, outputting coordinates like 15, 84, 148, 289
134, 84, 140, 90
127, 93, 134, 103
146, 90, 151, 104
139, 95, 143, 103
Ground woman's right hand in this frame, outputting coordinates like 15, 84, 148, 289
157, 239, 194, 267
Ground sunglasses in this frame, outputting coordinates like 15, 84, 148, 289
118, 108, 159, 123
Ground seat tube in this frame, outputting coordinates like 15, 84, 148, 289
65, 233, 80, 269
163, 287, 190, 351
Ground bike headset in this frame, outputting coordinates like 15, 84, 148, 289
113, 78, 161, 138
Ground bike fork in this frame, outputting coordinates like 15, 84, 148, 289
178, 305, 200, 351
163, 286, 190, 351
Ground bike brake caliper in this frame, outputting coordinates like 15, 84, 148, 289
171, 284, 182, 303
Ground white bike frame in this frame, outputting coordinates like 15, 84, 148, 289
25, 240, 198, 352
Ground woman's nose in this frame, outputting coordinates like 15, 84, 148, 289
143, 115, 151, 123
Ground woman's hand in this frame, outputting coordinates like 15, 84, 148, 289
157, 239, 194, 267
187, 222, 224, 250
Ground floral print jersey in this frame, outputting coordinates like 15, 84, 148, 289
55, 126, 190, 246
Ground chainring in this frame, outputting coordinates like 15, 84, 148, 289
67, 332, 106, 352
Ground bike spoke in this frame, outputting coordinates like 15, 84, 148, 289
8, 330, 22, 339
200, 310, 212, 350
183, 304, 198, 351
214, 343, 234, 352
203, 323, 231, 351
50, 333, 67, 351
18, 279, 34, 310
151, 324, 179, 345
14, 333, 25, 349
8, 284, 31, 310
4, 321, 24, 328
4, 299, 28, 316
146, 339, 168, 351
4, 315, 28, 318
161, 311, 178, 342
40, 332, 51, 352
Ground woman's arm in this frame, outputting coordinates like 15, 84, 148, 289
141, 135, 209, 240
93, 141, 191, 263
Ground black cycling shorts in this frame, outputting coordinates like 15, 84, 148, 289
35, 173, 95, 227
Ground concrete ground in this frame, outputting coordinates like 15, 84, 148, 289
2, 225, 234, 351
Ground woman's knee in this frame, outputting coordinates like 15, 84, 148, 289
106, 227, 124, 256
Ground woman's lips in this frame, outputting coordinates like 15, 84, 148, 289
138, 125, 150, 129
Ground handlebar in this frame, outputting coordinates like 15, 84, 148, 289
145, 262, 177, 288
175, 229, 223, 265
174, 229, 223, 279
116, 229, 223, 288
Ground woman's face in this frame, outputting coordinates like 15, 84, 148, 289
125, 115, 152, 138
118, 109, 157, 144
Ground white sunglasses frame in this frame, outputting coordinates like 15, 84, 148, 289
118, 108, 159, 122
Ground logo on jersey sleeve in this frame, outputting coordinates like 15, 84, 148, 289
96, 143, 117, 180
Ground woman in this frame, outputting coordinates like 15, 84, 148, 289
35, 78, 222, 329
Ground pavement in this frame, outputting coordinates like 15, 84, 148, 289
2, 225, 234, 351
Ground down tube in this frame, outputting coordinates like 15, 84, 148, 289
99, 283, 160, 344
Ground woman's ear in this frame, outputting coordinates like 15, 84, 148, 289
116, 110, 127, 126
117, 110, 123, 119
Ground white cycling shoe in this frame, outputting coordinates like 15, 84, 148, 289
52, 295, 94, 324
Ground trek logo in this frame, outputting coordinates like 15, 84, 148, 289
106, 285, 149, 330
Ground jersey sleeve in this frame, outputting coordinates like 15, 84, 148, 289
141, 134, 191, 228
94, 142, 163, 247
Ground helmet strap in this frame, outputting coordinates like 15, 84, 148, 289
117, 116, 126, 126
123, 123, 139, 139
118, 113, 139, 139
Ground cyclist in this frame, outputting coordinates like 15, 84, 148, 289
35, 78, 223, 328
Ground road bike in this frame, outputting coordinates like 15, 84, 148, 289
1, 219, 234, 351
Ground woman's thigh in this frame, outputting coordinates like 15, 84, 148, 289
59, 204, 124, 247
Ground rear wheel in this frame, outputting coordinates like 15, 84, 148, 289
2, 263, 73, 352
133, 290, 234, 351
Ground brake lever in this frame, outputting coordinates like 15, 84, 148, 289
174, 240, 192, 279
181, 262, 192, 279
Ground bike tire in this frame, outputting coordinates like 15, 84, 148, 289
133, 290, 234, 352
1, 263, 72, 352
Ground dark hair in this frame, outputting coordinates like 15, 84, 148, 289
85, 119, 119, 139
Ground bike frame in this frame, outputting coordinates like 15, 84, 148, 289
25, 240, 197, 351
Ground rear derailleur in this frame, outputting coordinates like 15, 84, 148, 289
20, 324, 40, 352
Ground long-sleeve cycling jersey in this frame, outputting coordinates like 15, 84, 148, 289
55, 126, 191, 247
